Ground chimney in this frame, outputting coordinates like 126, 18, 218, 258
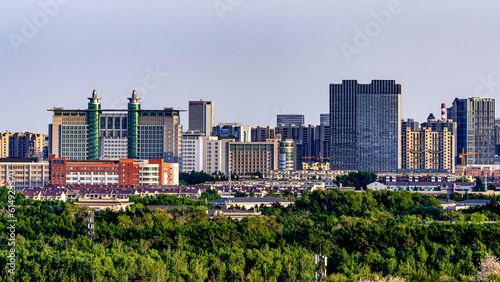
441, 103, 446, 122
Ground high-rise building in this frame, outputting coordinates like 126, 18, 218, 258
401, 115, 456, 171
251, 126, 276, 142
277, 114, 304, 127
447, 97, 495, 165
189, 100, 214, 135
181, 131, 228, 174
0, 132, 45, 159
212, 123, 251, 142
181, 131, 205, 172
275, 124, 330, 163
278, 140, 295, 170
330, 80, 401, 172
48, 90, 183, 163
494, 117, 500, 156
320, 114, 330, 125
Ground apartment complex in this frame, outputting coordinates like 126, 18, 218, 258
188, 100, 214, 135
49, 155, 178, 186
0, 132, 45, 159
330, 80, 401, 172
48, 90, 183, 163
0, 158, 50, 190
401, 114, 456, 171
251, 126, 277, 142
226, 139, 279, 175
447, 97, 495, 165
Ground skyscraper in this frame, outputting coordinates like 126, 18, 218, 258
330, 80, 401, 172
447, 97, 495, 165
276, 114, 304, 127
320, 114, 330, 125
188, 100, 214, 135
48, 90, 183, 163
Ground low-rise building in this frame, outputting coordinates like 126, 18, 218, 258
0, 158, 50, 190
49, 155, 178, 186
209, 197, 294, 209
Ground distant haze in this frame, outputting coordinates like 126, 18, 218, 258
2, 1, 500, 133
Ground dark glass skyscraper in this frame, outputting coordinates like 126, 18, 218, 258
447, 97, 495, 165
330, 80, 401, 172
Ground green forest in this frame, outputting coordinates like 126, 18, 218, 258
1, 186, 500, 281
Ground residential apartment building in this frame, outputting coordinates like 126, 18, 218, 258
226, 139, 279, 175
0, 132, 45, 159
49, 155, 179, 186
204, 136, 228, 174
0, 158, 50, 190
330, 80, 401, 172
181, 131, 227, 174
401, 114, 456, 171
181, 131, 205, 172
188, 100, 214, 135
447, 97, 495, 165
48, 90, 183, 163
276, 114, 304, 127
251, 126, 276, 142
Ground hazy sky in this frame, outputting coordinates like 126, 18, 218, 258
2, 1, 500, 134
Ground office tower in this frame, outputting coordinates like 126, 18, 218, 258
189, 100, 214, 135
277, 114, 304, 127
226, 139, 279, 175
275, 124, 330, 163
278, 140, 295, 170
447, 97, 495, 165
401, 115, 456, 171
212, 123, 251, 142
320, 114, 330, 125
330, 80, 401, 172
251, 126, 276, 142
48, 90, 183, 163
494, 118, 500, 156
0, 132, 45, 159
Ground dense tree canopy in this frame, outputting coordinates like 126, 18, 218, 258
1, 186, 500, 281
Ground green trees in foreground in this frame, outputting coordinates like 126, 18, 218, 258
1, 186, 500, 281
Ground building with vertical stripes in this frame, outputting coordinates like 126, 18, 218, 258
330, 80, 401, 172
48, 90, 183, 163
447, 97, 495, 165
188, 100, 214, 135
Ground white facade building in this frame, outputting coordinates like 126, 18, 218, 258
181, 131, 204, 172
100, 137, 128, 159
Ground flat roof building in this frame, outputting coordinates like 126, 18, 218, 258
330, 80, 401, 172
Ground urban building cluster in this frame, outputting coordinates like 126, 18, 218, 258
3, 79, 500, 193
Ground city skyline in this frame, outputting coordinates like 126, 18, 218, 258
3, 1, 500, 134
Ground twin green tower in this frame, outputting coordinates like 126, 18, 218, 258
87, 90, 141, 160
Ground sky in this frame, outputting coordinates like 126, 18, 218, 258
2, 0, 500, 134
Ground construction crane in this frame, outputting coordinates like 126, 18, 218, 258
458, 148, 476, 176
302, 152, 330, 170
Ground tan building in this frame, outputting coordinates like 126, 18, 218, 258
0, 132, 45, 159
203, 136, 228, 174
0, 160, 50, 190
226, 139, 279, 175
401, 115, 456, 171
